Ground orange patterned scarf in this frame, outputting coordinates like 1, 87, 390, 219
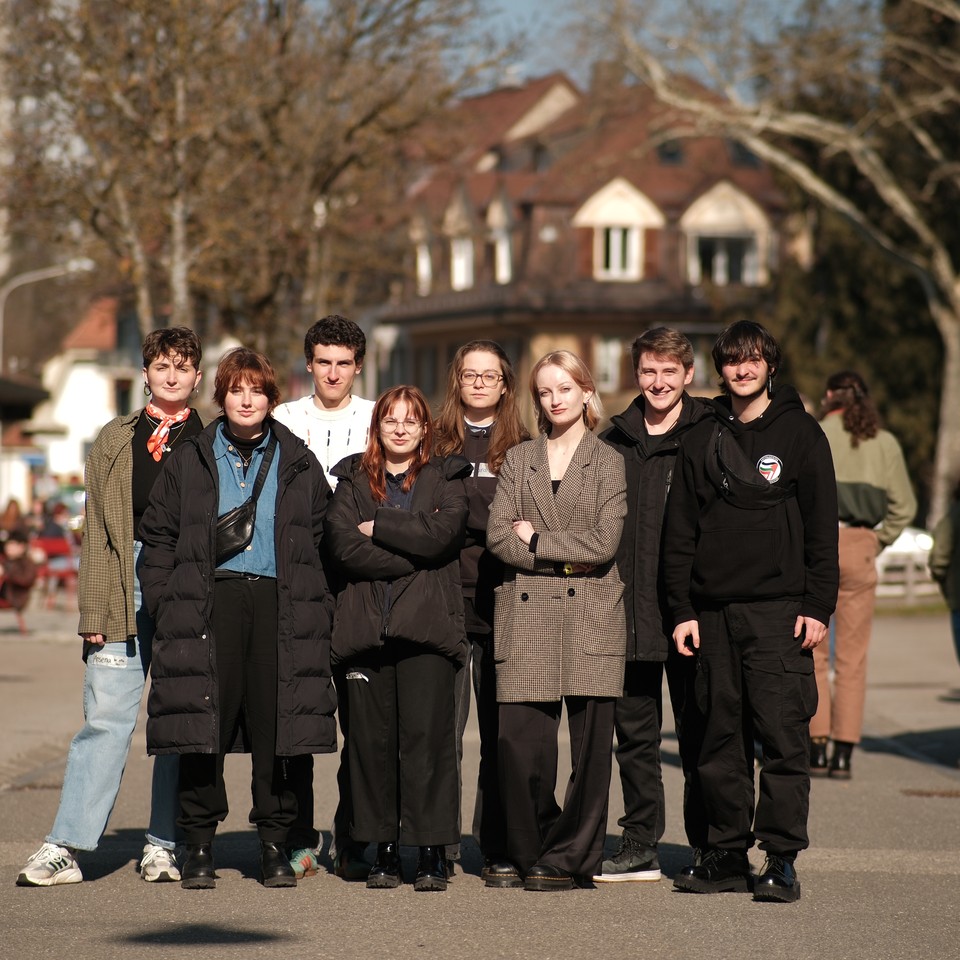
145, 404, 192, 462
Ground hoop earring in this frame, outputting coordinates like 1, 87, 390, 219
143, 382, 151, 398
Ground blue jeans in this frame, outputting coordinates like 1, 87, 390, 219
47, 542, 179, 852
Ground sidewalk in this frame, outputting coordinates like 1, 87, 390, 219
1, 606, 959, 960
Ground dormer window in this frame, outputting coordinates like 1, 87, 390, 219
415, 241, 432, 296
492, 229, 512, 285
572, 177, 665, 283
451, 236, 474, 291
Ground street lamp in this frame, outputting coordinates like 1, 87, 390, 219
0, 257, 96, 377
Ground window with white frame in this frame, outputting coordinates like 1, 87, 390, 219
450, 236, 474, 291
594, 337, 623, 392
571, 178, 665, 284
415, 241, 432, 296
596, 226, 641, 281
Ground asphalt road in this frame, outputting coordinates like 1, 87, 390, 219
1, 602, 959, 960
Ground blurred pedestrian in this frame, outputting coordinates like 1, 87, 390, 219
810, 371, 916, 779
929, 479, 960, 676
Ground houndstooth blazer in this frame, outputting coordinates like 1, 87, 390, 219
486, 430, 627, 702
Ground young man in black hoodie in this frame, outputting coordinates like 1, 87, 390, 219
596, 328, 711, 882
665, 321, 838, 903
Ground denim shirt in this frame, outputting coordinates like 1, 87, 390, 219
213, 423, 280, 577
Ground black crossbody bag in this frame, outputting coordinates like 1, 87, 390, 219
215, 433, 278, 566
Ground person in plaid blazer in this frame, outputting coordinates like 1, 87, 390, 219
487, 350, 627, 891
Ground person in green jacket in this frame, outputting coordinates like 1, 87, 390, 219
929, 481, 960, 675
811, 371, 916, 779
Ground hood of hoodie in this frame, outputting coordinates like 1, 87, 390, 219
606, 392, 712, 452
709, 384, 807, 435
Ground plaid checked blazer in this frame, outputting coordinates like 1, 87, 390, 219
486, 430, 627, 702
77, 412, 141, 643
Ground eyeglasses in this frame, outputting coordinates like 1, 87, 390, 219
380, 418, 422, 432
460, 370, 504, 387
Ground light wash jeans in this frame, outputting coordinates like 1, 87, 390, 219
47, 541, 179, 852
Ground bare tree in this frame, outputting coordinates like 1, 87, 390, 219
3, 0, 507, 359
596, 0, 960, 520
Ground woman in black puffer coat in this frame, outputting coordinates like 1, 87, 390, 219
139, 348, 335, 891
324, 385, 468, 893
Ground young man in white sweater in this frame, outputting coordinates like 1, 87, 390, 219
273, 315, 374, 881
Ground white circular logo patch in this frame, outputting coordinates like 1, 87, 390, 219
757, 455, 783, 483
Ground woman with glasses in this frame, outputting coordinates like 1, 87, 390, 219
487, 350, 627, 891
434, 341, 529, 885
324, 385, 469, 891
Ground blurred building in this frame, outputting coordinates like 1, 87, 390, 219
372, 70, 786, 415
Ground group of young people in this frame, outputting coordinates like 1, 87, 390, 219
20, 312, 913, 903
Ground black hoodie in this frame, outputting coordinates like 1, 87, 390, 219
662, 385, 839, 627
600, 392, 712, 660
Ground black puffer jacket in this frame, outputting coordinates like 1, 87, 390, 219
600, 393, 712, 661
324, 454, 470, 666
139, 417, 336, 756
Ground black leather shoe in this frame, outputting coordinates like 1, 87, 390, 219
753, 854, 801, 902
673, 847, 751, 894
414, 846, 448, 891
524, 862, 573, 891
366, 841, 402, 889
829, 741, 853, 779
260, 841, 296, 888
482, 859, 524, 889
810, 737, 830, 776
181, 843, 216, 890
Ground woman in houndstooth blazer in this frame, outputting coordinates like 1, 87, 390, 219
486, 350, 627, 891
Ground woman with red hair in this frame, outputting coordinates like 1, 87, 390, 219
324, 385, 469, 892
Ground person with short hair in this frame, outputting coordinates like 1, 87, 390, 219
595, 327, 711, 882
810, 371, 916, 778
139, 347, 335, 890
487, 350, 627, 891
665, 321, 838, 903
273, 314, 374, 880
17, 328, 204, 887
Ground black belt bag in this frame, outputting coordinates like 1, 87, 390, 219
215, 434, 278, 567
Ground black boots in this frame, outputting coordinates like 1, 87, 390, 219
673, 848, 752, 894
830, 741, 854, 779
810, 736, 830, 776
754, 854, 801, 902
181, 843, 216, 890
367, 841, 403, 889
414, 845, 447, 892
260, 841, 296, 888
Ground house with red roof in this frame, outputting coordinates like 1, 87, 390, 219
373, 70, 787, 408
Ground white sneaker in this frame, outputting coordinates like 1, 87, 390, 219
139, 843, 181, 882
16, 843, 83, 886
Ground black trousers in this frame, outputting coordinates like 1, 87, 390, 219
613, 651, 707, 849
697, 600, 817, 855
498, 696, 615, 877
453, 632, 507, 860
347, 640, 459, 847
178, 577, 304, 845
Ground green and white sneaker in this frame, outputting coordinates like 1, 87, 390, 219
289, 847, 321, 879
16, 843, 83, 886
139, 843, 180, 882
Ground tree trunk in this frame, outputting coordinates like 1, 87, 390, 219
929, 298, 960, 526
169, 74, 192, 327
112, 181, 154, 339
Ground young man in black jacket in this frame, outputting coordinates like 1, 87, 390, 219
596, 328, 711, 882
665, 321, 838, 903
